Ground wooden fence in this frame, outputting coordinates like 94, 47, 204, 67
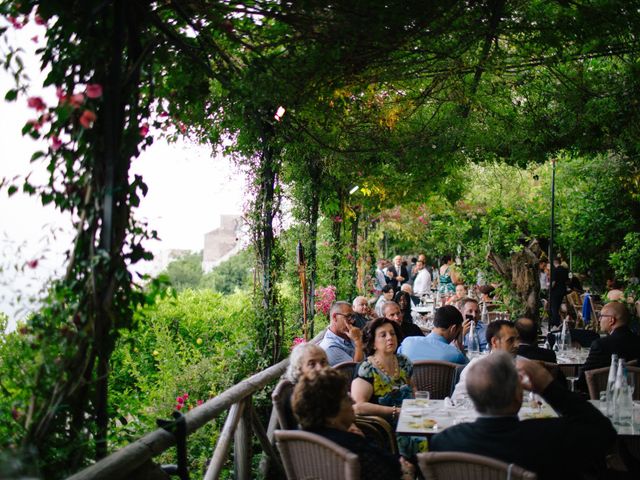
66, 331, 325, 480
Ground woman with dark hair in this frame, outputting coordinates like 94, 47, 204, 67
351, 317, 427, 459
292, 369, 414, 479
393, 291, 424, 339
438, 255, 458, 296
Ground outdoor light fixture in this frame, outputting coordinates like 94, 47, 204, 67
349, 185, 360, 195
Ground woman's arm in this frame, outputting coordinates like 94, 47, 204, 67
351, 378, 396, 417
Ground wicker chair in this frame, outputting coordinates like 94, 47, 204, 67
585, 365, 640, 400
412, 360, 459, 399
355, 415, 398, 454
417, 452, 537, 480
272, 379, 297, 430
275, 430, 360, 480
334, 361, 360, 384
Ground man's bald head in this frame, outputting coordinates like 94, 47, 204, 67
466, 351, 521, 415
515, 317, 537, 344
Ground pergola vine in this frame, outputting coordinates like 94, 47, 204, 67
1, 1, 640, 477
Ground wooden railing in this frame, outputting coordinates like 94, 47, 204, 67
67, 331, 325, 480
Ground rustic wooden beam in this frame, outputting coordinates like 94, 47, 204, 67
204, 401, 245, 480
252, 404, 284, 477
233, 399, 252, 480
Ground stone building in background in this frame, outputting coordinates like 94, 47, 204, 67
202, 214, 243, 273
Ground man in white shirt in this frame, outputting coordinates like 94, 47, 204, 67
412, 259, 432, 297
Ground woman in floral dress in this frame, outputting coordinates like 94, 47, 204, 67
351, 317, 427, 459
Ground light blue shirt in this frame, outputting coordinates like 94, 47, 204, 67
398, 332, 468, 365
462, 321, 488, 352
319, 329, 355, 366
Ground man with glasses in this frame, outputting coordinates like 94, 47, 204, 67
319, 301, 364, 366
577, 301, 640, 391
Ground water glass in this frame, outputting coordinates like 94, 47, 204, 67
415, 391, 430, 406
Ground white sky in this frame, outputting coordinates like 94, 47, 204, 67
0, 20, 246, 329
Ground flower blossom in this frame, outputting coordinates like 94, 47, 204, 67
85, 84, 103, 99
34, 14, 46, 25
51, 135, 62, 151
314, 285, 337, 315
26, 259, 38, 269
139, 123, 149, 137
79, 110, 97, 128
27, 97, 46, 111
291, 337, 306, 350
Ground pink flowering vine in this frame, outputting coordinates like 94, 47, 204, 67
314, 285, 337, 316
27, 97, 46, 111
79, 110, 96, 129
291, 337, 306, 351
85, 84, 103, 99
139, 123, 149, 137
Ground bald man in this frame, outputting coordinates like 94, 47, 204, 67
577, 301, 640, 391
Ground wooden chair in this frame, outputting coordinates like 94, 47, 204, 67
412, 360, 459, 399
272, 379, 297, 429
275, 430, 360, 480
417, 452, 537, 480
585, 365, 640, 400
334, 361, 360, 384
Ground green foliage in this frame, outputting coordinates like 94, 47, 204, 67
610, 233, 640, 281
200, 248, 253, 294
161, 251, 204, 291
109, 289, 260, 476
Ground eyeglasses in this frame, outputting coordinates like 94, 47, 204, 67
336, 313, 354, 321
600, 314, 616, 321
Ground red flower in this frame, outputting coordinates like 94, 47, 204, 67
139, 123, 149, 136
182, 393, 189, 400
178, 123, 187, 134
197, 399, 204, 406
34, 14, 46, 25
51, 135, 62, 151
8, 15, 24, 29
26, 259, 38, 269
56, 87, 66, 101
79, 110, 96, 128
175, 403, 183, 410
27, 97, 46, 111
85, 84, 103, 99
27, 119, 41, 131
176, 396, 184, 404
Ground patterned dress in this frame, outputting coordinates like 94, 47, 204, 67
438, 266, 456, 294
356, 354, 428, 458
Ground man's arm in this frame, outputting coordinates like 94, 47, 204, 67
346, 324, 364, 362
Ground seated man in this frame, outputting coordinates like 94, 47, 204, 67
431, 352, 616, 479
515, 317, 556, 363
383, 301, 424, 341
578, 301, 640, 390
397, 305, 468, 365
452, 320, 519, 404
460, 298, 488, 352
319, 301, 364, 366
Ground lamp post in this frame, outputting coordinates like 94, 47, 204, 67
548, 158, 556, 312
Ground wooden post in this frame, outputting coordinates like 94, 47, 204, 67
234, 399, 252, 480
251, 404, 284, 477
258, 408, 280, 476
203, 402, 245, 480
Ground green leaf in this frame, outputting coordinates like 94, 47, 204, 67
4, 89, 18, 101
31, 151, 45, 162
7, 185, 18, 196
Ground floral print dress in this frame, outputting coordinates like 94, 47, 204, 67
356, 354, 428, 458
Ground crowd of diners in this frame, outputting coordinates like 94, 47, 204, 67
277, 253, 640, 479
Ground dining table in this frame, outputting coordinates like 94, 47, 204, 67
396, 398, 640, 438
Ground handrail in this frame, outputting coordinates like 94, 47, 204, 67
66, 329, 326, 480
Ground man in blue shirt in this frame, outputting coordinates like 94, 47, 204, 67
461, 298, 488, 352
319, 301, 364, 366
398, 305, 468, 365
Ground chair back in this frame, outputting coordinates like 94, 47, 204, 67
354, 415, 398, 454
417, 451, 537, 480
334, 361, 360, 384
275, 430, 360, 480
272, 379, 297, 429
412, 360, 459, 399
585, 364, 640, 400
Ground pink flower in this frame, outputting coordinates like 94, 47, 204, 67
182, 393, 189, 400
70, 93, 85, 108
27, 97, 46, 111
139, 123, 149, 136
159, 111, 169, 118
34, 14, 46, 25
178, 123, 187, 134
176, 396, 184, 404
27, 119, 41, 131
26, 259, 38, 269
333, 215, 342, 223
175, 403, 183, 410
30, 35, 38, 43
51, 135, 62, 151
291, 337, 306, 350
8, 15, 24, 29
197, 399, 203, 406
79, 110, 96, 128
85, 84, 103, 99
56, 87, 66, 101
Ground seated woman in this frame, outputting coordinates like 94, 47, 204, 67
393, 291, 424, 338
446, 284, 467, 309
292, 369, 414, 480
277, 343, 329, 428
351, 317, 427, 459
